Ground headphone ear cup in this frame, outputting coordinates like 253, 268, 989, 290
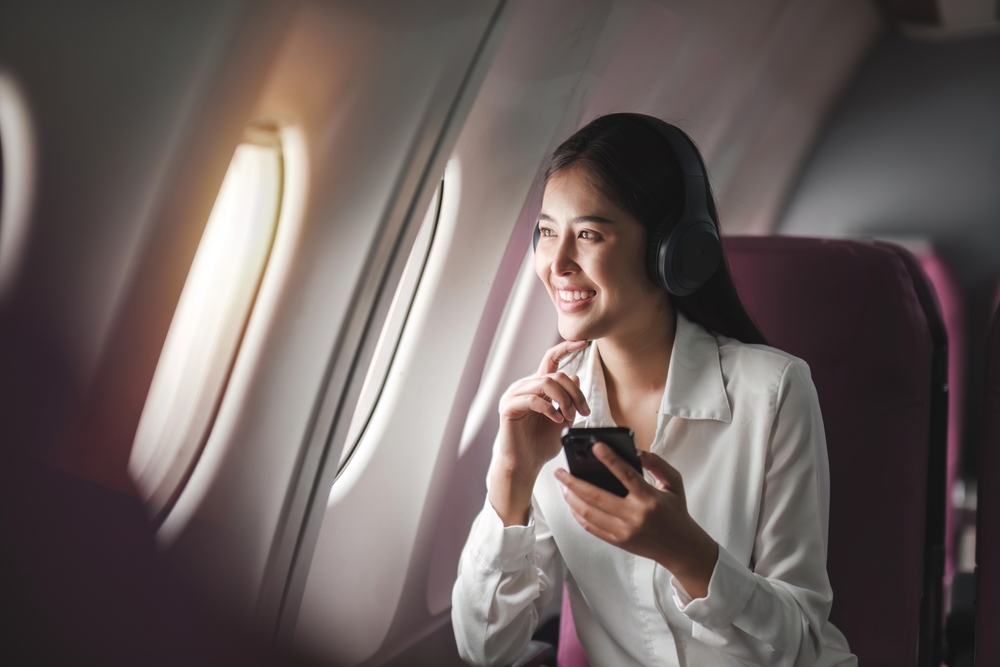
532, 222, 541, 251
662, 219, 720, 295
645, 220, 672, 290
677, 220, 721, 287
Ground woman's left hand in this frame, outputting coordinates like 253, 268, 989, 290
554, 444, 719, 599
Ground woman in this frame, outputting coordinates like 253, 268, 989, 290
452, 114, 855, 667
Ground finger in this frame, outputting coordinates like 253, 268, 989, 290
554, 466, 624, 513
592, 442, 647, 495
638, 450, 684, 493
536, 377, 578, 421
565, 500, 622, 545
512, 374, 587, 421
503, 394, 565, 424
548, 372, 590, 416
556, 471, 625, 537
513, 376, 577, 421
538, 339, 589, 376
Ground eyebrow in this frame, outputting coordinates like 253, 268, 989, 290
537, 213, 617, 224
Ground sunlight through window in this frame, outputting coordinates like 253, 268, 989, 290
130, 124, 283, 518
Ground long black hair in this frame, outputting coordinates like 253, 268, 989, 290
544, 113, 767, 346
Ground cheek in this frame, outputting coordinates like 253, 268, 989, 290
599, 257, 648, 302
622, 241, 660, 294
534, 253, 551, 288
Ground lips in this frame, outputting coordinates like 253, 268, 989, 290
555, 288, 596, 312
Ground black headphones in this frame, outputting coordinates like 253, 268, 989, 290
533, 114, 721, 297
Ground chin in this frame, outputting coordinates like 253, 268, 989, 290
556, 318, 594, 343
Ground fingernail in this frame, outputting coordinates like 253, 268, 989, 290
554, 468, 566, 480
593, 442, 607, 455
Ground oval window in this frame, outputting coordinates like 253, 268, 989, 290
338, 180, 443, 470
130, 122, 284, 519
0, 71, 36, 298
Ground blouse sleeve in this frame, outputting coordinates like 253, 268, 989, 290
656, 358, 841, 667
451, 492, 561, 667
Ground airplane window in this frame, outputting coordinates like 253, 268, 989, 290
338, 181, 443, 470
129, 122, 283, 519
0, 71, 36, 299
0, 133, 4, 226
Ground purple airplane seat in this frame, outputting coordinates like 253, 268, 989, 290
975, 302, 1000, 665
890, 244, 966, 608
556, 587, 588, 667
555, 236, 947, 667
915, 251, 964, 609
728, 237, 948, 667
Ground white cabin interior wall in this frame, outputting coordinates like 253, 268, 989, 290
0, 0, 280, 385
575, 0, 881, 235
290, 2, 617, 663
0, 0, 295, 506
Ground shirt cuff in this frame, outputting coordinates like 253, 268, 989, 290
667, 544, 756, 630
469, 499, 538, 573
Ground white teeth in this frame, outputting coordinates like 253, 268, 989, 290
558, 289, 595, 302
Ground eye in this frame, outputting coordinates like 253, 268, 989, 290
579, 229, 601, 240
539, 226, 556, 238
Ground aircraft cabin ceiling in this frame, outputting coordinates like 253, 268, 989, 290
883, 0, 1000, 33
1, 0, 998, 666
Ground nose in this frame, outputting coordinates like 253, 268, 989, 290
551, 232, 578, 276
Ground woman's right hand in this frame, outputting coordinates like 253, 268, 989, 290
489, 340, 591, 525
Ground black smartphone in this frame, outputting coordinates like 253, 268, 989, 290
561, 427, 642, 497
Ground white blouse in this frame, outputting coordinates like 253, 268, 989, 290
452, 311, 856, 667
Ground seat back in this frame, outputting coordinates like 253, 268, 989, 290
727, 237, 946, 667
975, 304, 1000, 665
556, 236, 947, 667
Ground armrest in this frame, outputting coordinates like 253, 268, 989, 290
509, 640, 555, 667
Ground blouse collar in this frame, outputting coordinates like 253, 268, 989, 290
662, 310, 732, 423
577, 310, 732, 428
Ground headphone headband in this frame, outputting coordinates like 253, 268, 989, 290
616, 113, 708, 220
620, 114, 701, 176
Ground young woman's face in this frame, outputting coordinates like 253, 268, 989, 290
535, 165, 671, 343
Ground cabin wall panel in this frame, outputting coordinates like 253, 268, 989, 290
0, 0, 252, 381
569, 0, 880, 234
159, 0, 505, 627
